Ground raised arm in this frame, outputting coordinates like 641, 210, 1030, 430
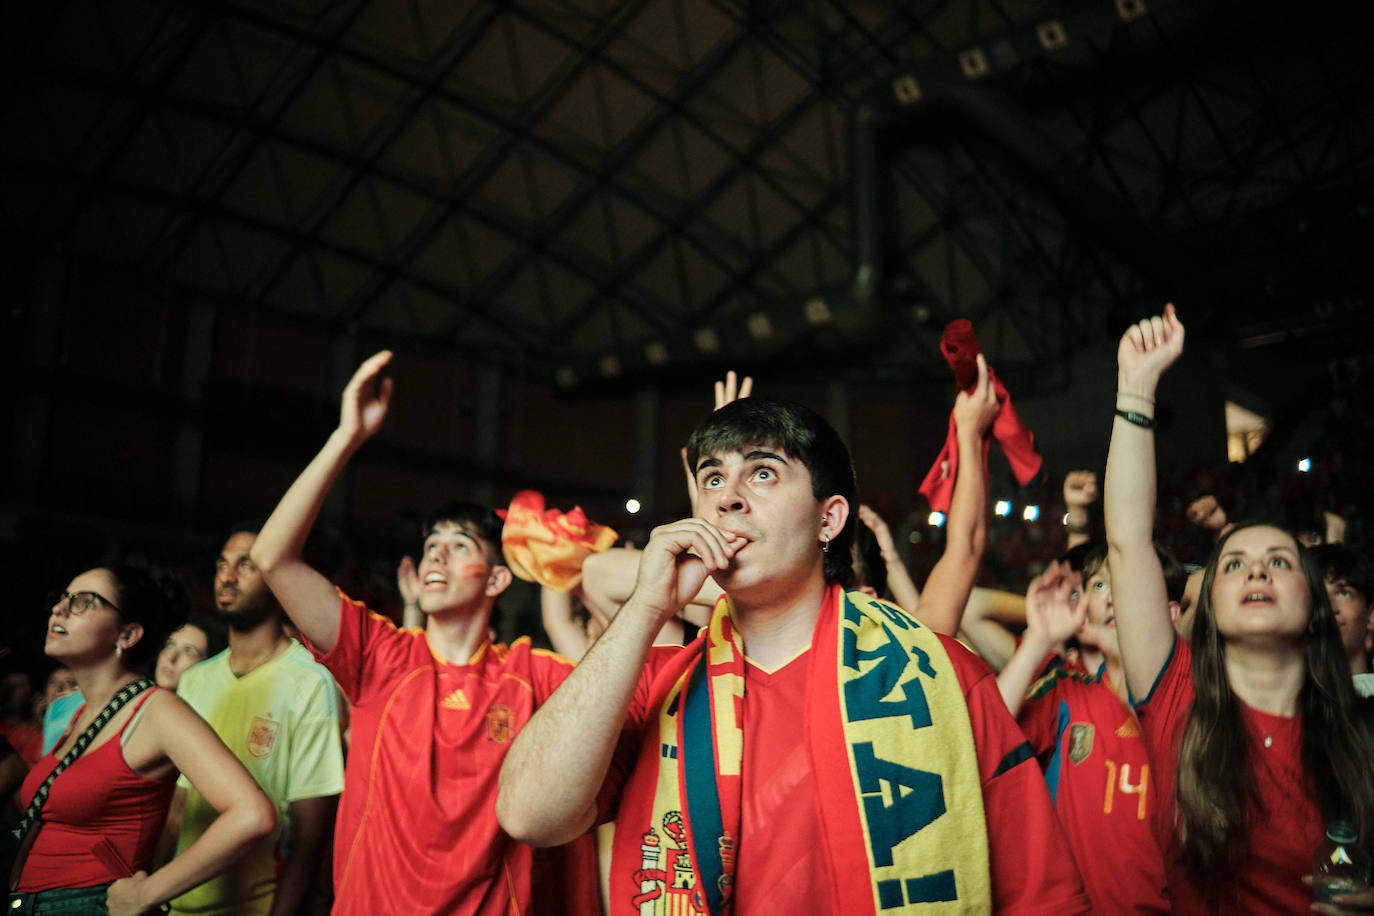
497, 517, 741, 846
398, 555, 422, 629
581, 547, 721, 634
956, 589, 1024, 673
996, 560, 1087, 716
540, 585, 591, 661
918, 353, 999, 635
106, 694, 277, 916
1062, 471, 1099, 550
857, 505, 921, 613
250, 350, 394, 653
1104, 304, 1185, 701
681, 370, 752, 515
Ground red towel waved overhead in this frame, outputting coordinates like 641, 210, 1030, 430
918, 320, 1044, 512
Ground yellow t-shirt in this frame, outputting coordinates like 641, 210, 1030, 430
170, 640, 345, 915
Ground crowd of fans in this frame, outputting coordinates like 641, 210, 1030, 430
1, 304, 1371, 914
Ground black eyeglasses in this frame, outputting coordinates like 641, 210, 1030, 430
48, 590, 122, 616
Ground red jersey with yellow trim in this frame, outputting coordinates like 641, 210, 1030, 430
1018, 662, 1170, 913
310, 594, 598, 916
1136, 638, 1323, 914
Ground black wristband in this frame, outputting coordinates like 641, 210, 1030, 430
1115, 408, 1156, 429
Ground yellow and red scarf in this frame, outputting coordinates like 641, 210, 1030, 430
614, 585, 990, 915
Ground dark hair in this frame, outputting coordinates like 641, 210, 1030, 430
1185, 490, 1220, 509
184, 613, 229, 659
1060, 540, 1099, 574
106, 564, 190, 676
43, 663, 73, 682
852, 517, 888, 599
423, 501, 507, 566
686, 398, 858, 587
224, 520, 263, 540
1312, 543, 1374, 599
1081, 544, 1107, 582
1081, 542, 1187, 603
1178, 522, 1374, 890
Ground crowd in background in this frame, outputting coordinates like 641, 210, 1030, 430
0, 304, 1371, 914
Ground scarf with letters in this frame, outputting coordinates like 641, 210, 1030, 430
613, 585, 990, 915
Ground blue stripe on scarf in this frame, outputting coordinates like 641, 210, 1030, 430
682, 653, 726, 915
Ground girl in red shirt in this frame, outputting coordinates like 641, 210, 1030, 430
1103, 305, 1374, 914
11, 564, 276, 916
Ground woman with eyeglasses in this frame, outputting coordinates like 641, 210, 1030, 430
9, 565, 276, 916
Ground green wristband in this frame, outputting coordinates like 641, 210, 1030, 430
1114, 408, 1156, 429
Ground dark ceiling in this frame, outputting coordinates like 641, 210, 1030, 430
2, 0, 1374, 671
5, 0, 1372, 398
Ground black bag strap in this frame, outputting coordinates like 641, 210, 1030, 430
11, 678, 156, 844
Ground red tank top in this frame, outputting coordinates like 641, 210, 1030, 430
16, 690, 177, 892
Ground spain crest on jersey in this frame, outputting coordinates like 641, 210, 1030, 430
486, 704, 514, 743
248, 714, 280, 759
1068, 722, 1095, 765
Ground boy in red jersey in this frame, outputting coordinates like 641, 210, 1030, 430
998, 544, 1185, 913
249, 351, 597, 916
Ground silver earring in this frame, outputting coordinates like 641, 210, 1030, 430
114, 644, 124, 660
821, 532, 830, 553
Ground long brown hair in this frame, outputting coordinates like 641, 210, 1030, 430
1177, 522, 1374, 889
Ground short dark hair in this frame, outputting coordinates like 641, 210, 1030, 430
1060, 540, 1099, 573
853, 517, 888, 599
185, 613, 229, 659
1082, 542, 1187, 603
686, 398, 858, 587
223, 520, 264, 541
1157, 543, 1187, 604
1312, 544, 1374, 599
106, 563, 190, 675
423, 501, 507, 566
